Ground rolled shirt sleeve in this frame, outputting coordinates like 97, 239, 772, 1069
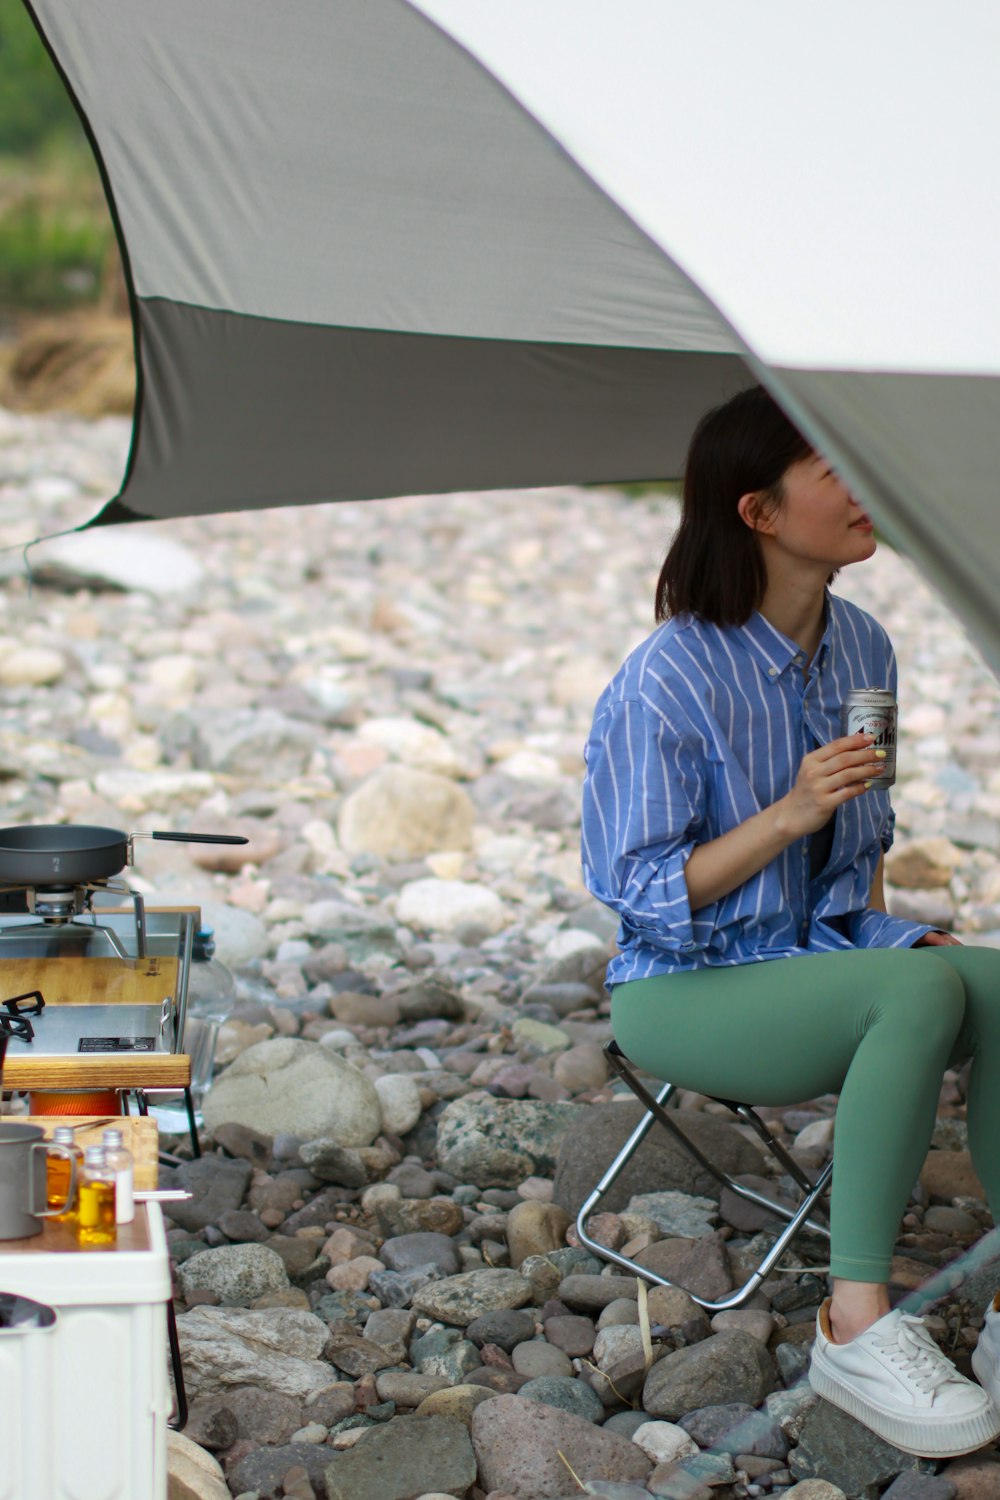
582, 697, 714, 955
847, 907, 933, 949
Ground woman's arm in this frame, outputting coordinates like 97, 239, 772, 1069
867, 848, 962, 945
684, 733, 884, 912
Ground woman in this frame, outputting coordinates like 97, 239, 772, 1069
581, 385, 1000, 1457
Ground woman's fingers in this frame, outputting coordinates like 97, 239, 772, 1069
810, 732, 873, 763
810, 738, 881, 774
786, 732, 886, 834
802, 737, 883, 790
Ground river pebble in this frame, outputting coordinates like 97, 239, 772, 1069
2, 408, 998, 1496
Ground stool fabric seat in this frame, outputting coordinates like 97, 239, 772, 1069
575, 1041, 833, 1311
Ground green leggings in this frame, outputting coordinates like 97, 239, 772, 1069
611, 946, 1000, 1281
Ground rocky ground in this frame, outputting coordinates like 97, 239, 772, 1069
2, 405, 1000, 1500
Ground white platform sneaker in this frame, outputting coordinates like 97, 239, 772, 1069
809, 1299, 1000, 1457
971, 1290, 1000, 1407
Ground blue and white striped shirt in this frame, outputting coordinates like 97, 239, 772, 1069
582, 592, 931, 986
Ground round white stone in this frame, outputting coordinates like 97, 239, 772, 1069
395, 878, 506, 939
0, 647, 66, 686
375, 1073, 424, 1136
630, 1421, 699, 1464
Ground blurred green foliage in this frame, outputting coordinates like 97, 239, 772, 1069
619, 480, 682, 500
0, 0, 79, 155
0, 188, 110, 307
0, 0, 112, 310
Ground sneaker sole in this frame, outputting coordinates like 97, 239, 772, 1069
809, 1353, 1000, 1457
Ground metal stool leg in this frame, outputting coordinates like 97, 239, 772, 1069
135, 1088, 200, 1165
576, 1042, 833, 1311
183, 1087, 202, 1159
166, 1298, 188, 1430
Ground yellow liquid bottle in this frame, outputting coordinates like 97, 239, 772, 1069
76, 1146, 117, 1248
47, 1126, 84, 1223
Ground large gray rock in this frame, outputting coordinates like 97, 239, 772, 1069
228, 1442, 333, 1499
395, 976, 465, 1021
196, 900, 270, 967
176, 1243, 290, 1304
379, 1231, 461, 1275
467, 1308, 538, 1351
763, 1383, 820, 1444
224, 1385, 303, 1444
298, 1139, 368, 1187
160, 1155, 252, 1233
203, 1037, 382, 1143
470, 1392, 652, 1498
437, 1091, 585, 1187
411, 1328, 479, 1383
325, 1328, 398, 1378
324, 1414, 477, 1500
790, 1399, 928, 1491
626, 1190, 717, 1238
642, 1330, 777, 1419
338, 765, 476, 857
411, 1268, 533, 1327
678, 1401, 788, 1458
302, 897, 400, 960
519, 1374, 605, 1423
193, 708, 316, 779
175, 1305, 336, 1401
634, 1235, 734, 1303
553, 1100, 764, 1218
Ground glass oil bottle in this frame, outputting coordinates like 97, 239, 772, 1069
76, 1145, 117, 1247
46, 1126, 83, 1223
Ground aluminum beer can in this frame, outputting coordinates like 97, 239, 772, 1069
841, 687, 897, 788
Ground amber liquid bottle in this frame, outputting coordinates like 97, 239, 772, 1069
46, 1126, 83, 1223
76, 1146, 117, 1248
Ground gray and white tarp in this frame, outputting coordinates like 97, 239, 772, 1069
26, 0, 1000, 667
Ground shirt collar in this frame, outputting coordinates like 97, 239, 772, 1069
730, 590, 836, 684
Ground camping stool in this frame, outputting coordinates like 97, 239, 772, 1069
575, 1040, 833, 1311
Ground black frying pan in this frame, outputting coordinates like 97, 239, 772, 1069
0, 825, 248, 887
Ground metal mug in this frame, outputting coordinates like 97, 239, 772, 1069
0, 1123, 78, 1240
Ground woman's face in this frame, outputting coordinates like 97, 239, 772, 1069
759, 453, 876, 571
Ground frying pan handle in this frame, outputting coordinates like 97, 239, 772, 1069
134, 832, 250, 845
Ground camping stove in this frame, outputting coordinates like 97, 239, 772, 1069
0, 885, 194, 1060
0, 876, 149, 959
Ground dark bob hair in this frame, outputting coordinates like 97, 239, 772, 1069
655, 385, 814, 626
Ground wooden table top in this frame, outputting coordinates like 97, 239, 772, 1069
0, 1208, 153, 1257
1, 1052, 191, 1090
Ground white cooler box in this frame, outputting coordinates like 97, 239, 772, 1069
0, 1203, 171, 1500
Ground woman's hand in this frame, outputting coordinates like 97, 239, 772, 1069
914, 930, 963, 947
778, 733, 886, 839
